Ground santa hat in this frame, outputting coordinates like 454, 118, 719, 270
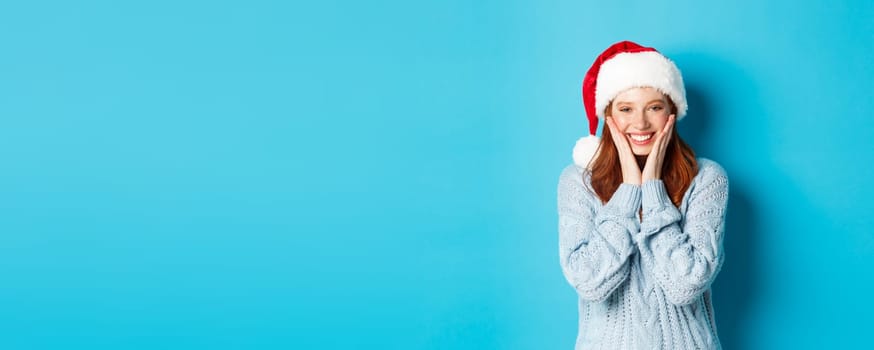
572, 41, 688, 169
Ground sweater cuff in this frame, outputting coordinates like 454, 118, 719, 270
642, 180, 672, 210
606, 183, 642, 217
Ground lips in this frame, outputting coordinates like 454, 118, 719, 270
627, 133, 654, 145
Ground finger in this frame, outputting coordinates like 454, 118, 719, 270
605, 117, 632, 155
660, 115, 676, 153
651, 122, 668, 154
664, 114, 676, 133
648, 117, 672, 162
607, 117, 642, 184
607, 118, 638, 166
664, 115, 675, 140
650, 115, 672, 156
605, 117, 623, 145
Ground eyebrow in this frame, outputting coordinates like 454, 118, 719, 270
615, 99, 666, 105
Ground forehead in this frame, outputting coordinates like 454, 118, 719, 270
613, 87, 667, 104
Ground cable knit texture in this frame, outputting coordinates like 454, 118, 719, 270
557, 158, 728, 350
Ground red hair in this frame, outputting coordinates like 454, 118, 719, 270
589, 100, 698, 207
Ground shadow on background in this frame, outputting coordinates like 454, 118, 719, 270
713, 189, 758, 350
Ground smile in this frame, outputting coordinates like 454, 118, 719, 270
627, 133, 654, 145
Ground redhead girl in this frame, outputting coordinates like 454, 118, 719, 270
557, 41, 729, 349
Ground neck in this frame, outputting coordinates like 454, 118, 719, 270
635, 155, 647, 170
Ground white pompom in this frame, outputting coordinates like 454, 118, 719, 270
572, 135, 601, 169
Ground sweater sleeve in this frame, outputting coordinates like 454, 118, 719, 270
558, 165, 641, 302
635, 162, 729, 306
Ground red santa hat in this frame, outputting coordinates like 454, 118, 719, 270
573, 41, 688, 169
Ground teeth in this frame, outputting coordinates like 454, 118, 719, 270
628, 133, 653, 141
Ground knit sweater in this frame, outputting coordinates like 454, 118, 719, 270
557, 158, 729, 350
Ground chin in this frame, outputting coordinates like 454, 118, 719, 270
632, 149, 652, 156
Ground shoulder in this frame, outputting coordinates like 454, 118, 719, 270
558, 163, 589, 189
557, 163, 597, 202
691, 158, 729, 199
695, 158, 728, 184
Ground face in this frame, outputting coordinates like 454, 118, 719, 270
607, 87, 673, 156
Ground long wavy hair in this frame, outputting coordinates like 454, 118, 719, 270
589, 99, 698, 208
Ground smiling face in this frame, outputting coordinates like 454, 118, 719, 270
606, 87, 674, 156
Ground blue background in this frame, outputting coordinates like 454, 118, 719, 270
0, 0, 871, 349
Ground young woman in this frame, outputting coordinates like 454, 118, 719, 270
557, 41, 729, 349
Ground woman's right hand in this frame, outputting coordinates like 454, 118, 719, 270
605, 117, 642, 185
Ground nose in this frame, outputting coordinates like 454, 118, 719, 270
630, 110, 651, 129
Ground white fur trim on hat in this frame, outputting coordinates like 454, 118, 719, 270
572, 135, 601, 169
595, 51, 687, 120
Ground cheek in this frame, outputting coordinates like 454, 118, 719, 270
611, 117, 632, 132
650, 115, 669, 130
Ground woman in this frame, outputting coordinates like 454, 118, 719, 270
557, 41, 729, 349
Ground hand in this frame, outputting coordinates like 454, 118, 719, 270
642, 115, 676, 182
605, 117, 642, 185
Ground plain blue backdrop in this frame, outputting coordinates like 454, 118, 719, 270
0, 0, 871, 349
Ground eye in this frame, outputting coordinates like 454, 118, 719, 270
649, 105, 664, 111
618, 107, 631, 113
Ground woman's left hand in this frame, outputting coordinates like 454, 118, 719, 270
642, 115, 676, 182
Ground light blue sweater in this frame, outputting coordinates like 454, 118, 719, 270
557, 158, 729, 350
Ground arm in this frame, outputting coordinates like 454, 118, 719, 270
635, 163, 729, 305
558, 165, 641, 302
